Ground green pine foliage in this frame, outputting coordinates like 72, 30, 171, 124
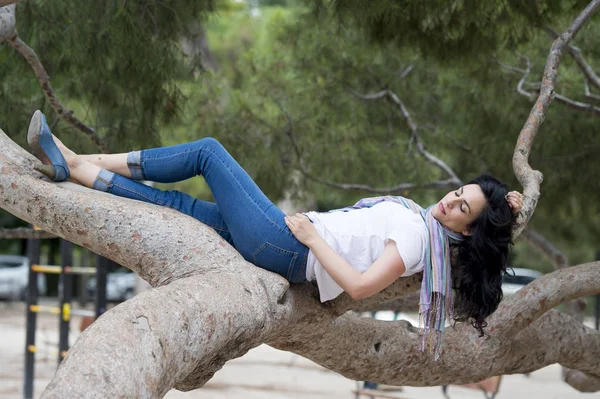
304, 0, 591, 61
0, 0, 218, 152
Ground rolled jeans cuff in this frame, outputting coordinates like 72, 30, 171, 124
92, 169, 115, 192
127, 150, 145, 180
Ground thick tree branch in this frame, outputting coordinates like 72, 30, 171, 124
488, 261, 599, 340
511, 0, 600, 238
44, 273, 289, 396
4, 36, 107, 152
270, 307, 600, 388
0, 227, 56, 239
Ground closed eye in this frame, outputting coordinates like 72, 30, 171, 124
456, 187, 467, 213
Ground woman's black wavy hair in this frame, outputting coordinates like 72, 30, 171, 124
451, 174, 514, 336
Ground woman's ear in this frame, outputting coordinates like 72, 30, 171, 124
462, 226, 472, 236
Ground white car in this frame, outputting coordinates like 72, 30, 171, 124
87, 268, 137, 302
502, 267, 543, 296
0, 255, 47, 300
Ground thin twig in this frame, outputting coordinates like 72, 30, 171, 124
545, 26, 600, 91
6, 36, 107, 152
500, 57, 600, 116
516, 57, 536, 99
554, 93, 600, 116
352, 87, 462, 186
274, 99, 302, 161
296, 172, 459, 194
493, 58, 526, 74
584, 81, 600, 103
398, 64, 414, 80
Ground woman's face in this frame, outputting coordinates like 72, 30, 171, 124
431, 184, 487, 235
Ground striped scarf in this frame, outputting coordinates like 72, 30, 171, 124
334, 196, 464, 359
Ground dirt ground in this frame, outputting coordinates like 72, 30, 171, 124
1, 299, 599, 399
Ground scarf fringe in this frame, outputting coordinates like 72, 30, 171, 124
419, 292, 447, 360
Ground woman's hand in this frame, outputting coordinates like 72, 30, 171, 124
284, 213, 318, 246
506, 191, 524, 215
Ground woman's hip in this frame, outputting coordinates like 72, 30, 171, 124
241, 226, 309, 283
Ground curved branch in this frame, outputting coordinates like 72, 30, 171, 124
288, 87, 462, 194
5, 36, 107, 152
269, 307, 600, 389
488, 261, 600, 340
351, 87, 462, 186
516, 56, 536, 98
511, 0, 600, 238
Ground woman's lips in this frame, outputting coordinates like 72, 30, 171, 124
439, 202, 446, 215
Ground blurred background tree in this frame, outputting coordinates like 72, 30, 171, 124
1, 0, 599, 284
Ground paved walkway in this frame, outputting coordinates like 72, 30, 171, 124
1, 301, 598, 399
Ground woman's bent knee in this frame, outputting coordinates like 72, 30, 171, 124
196, 137, 223, 151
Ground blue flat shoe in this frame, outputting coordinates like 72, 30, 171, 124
27, 110, 70, 182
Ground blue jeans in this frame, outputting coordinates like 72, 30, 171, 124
92, 138, 308, 283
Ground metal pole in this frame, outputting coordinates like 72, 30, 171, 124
23, 236, 41, 399
95, 255, 108, 318
58, 240, 73, 365
79, 249, 91, 306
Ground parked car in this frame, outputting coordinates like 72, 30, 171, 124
502, 267, 543, 296
87, 267, 137, 302
0, 255, 47, 300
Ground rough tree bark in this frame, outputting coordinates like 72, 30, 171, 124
0, 1, 599, 398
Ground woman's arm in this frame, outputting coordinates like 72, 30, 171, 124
285, 214, 406, 300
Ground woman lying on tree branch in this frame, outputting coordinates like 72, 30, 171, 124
27, 110, 523, 359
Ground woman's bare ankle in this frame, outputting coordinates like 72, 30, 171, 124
66, 154, 83, 172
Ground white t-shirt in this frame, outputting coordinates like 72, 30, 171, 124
304, 201, 428, 302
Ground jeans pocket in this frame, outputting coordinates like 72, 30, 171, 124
252, 242, 299, 281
